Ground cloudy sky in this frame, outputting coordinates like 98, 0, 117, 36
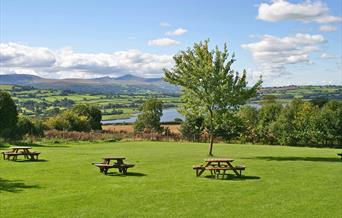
0, 0, 341, 86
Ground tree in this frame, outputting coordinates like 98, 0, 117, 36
292, 101, 320, 145
72, 104, 102, 130
17, 116, 45, 138
318, 100, 342, 146
47, 110, 91, 132
310, 97, 328, 108
237, 106, 258, 143
164, 40, 262, 155
0, 91, 18, 138
257, 99, 283, 145
134, 98, 163, 133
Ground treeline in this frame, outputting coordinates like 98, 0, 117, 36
181, 98, 342, 147
0, 91, 102, 140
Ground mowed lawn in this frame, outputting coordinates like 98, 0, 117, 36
0, 141, 341, 218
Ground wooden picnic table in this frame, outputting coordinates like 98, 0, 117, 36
193, 158, 245, 179
2, 146, 40, 161
93, 156, 134, 175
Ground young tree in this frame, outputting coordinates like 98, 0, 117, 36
164, 40, 262, 155
0, 91, 18, 138
134, 98, 163, 133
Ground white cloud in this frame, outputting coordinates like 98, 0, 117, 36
319, 25, 337, 32
0, 42, 174, 79
320, 52, 335, 59
241, 33, 325, 77
160, 22, 171, 27
165, 28, 188, 36
257, 0, 341, 23
148, 38, 181, 46
0, 42, 56, 68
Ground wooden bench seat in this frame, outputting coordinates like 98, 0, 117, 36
95, 163, 135, 175
193, 165, 205, 176
234, 165, 246, 176
2, 151, 40, 161
2, 151, 17, 160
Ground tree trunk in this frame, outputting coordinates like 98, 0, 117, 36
208, 133, 214, 156
208, 107, 214, 156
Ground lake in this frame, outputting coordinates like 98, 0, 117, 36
102, 103, 261, 124
101, 108, 184, 124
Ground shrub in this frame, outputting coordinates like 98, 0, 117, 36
46, 104, 102, 132
16, 116, 45, 138
180, 116, 204, 142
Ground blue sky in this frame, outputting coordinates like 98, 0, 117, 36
0, 0, 341, 86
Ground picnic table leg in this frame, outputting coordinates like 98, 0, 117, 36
198, 162, 211, 176
227, 162, 240, 177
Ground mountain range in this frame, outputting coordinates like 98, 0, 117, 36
0, 74, 179, 94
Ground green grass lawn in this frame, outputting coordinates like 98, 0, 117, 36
1, 141, 341, 217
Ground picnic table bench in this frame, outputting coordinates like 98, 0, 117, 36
2, 146, 41, 161
93, 157, 135, 175
193, 158, 246, 179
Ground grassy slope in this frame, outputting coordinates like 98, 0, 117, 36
0, 141, 341, 218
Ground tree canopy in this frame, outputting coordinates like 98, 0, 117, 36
0, 91, 18, 138
134, 98, 163, 134
164, 40, 262, 155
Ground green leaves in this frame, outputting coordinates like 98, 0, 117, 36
134, 98, 163, 133
164, 40, 262, 154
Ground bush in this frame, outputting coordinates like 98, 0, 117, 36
46, 104, 102, 132
180, 116, 204, 142
16, 116, 45, 138
47, 111, 91, 132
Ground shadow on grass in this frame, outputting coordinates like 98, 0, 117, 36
10, 159, 48, 163
245, 156, 342, 163
203, 175, 261, 181
105, 172, 146, 177
0, 178, 40, 193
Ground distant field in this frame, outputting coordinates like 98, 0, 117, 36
1, 141, 341, 217
1, 85, 341, 120
3, 85, 181, 119
256, 85, 342, 102
0, 84, 13, 90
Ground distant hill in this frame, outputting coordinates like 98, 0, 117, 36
1, 74, 341, 100
0, 74, 179, 94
